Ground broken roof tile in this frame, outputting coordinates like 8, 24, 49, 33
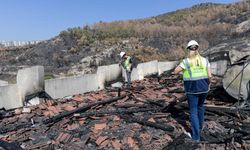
95, 135, 108, 146
111, 139, 121, 150
71, 95, 84, 102
94, 123, 107, 130
63, 104, 76, 111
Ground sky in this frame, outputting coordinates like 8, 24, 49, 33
0, 0, 239, 41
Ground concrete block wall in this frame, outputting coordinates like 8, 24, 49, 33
17, 66, 44, 100
0, 84, 21, 109
122, 67, 140, 82
0, 61, 178, 109
97, 64, 122, 89
45, 74, 99, 99
123, 60, 177, 81
0, 80, 8, 86
137, 60, 158, 79
158, 61, 178, 75
0, 66, 44, 110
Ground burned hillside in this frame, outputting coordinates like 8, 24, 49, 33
1, 1, 250, 82
0, 73, 250, 150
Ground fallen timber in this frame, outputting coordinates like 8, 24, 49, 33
43, 95, 126, 124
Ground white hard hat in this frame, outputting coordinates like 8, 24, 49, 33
120, 51, 126, 58
187, 40, 199, 49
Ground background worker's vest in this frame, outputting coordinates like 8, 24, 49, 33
123, 56, 132, 71
182, 57, 209, 94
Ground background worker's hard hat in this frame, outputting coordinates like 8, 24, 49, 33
120, 52, 126, 58
187, 40, 199, 49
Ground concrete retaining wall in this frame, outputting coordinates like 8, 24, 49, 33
45, 74, 99, 99
17, 66, 44, 101
97, 64, 122, 89
137, 60, 158, 79
158, 61, 178, 75
0, 80, 8, 86
122, 60, 177, 81
0, 59, 209, 109
0, 84, 21, 109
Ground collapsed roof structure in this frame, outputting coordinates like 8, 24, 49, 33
0, 72, 250, 149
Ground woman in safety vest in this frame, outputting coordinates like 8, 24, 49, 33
119, 51, 133, 88
172, 40, 212, 141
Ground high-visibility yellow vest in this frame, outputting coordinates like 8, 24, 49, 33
182, 57, 208, 81
123, 56, 132, 71
182, 57, 209, 94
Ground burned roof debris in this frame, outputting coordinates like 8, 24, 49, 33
0, 74, 250, 150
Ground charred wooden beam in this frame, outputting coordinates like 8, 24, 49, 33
79, 107, 160, 117
178, 103, 249, 119
163, 133, 199, 150
0, 122, 32, 134
202, 133, 242, 144
0, 140, 23, 150
168, 88, 184, 93
123, 115, 174, 132
220, 122, 250, 135
114, 104, 148, 108
163, 95, 187, 112
133, 97, 165, 107
145, 99, 165, 107
43, 96, 125, 124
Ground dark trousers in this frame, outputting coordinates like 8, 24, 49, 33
126, 70, 131, 87
186, 93, 207, 141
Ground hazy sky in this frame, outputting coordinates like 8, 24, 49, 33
0, 0, 239, 41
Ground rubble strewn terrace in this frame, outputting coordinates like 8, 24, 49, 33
0, 73, 249, 150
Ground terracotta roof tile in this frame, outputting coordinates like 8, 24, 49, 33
95, 135, 108, 146
67, 123, 79, 130
111, 139, 121, 150
99, 139, 110, 148
94, 123, 107, 130
63, 104, 76, 111
148, 117, 156, 123
72, 95, 84, 102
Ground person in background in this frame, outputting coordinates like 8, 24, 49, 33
119, 51, 133, 88
172, 40, 212, 141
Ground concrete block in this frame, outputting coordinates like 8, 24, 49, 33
45, 74, 99, 99
111, 82, 123, 88
0, 80, 8, 86
27, 97, 40, 106
137, 60, 158, 79
210, 60, 228, 76
122, 67, 140, 82
131, 68, 140, 81
158, 61, 178, 75
17, 66, 44, 101
0, 84, 22, 110
97, 64, 122, 89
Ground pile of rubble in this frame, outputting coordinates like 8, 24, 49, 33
0, 74, 250, 150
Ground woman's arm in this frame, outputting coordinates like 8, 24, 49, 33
207, 66, 212, 83
173, 65, 183, 74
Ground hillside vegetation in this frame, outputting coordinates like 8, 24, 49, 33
59, 1, 250, 61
